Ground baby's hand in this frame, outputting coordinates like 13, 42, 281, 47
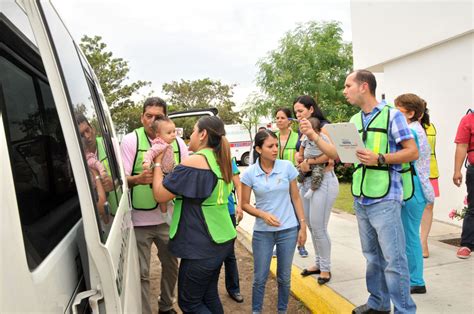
142, 162, 151, 170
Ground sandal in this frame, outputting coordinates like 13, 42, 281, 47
301, 268, 321, 277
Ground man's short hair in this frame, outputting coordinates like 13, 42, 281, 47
143, 97, 167, 115
353, 70, 377, 96
76, 113, 90, 126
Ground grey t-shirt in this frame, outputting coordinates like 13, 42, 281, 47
301, 133, 329, 159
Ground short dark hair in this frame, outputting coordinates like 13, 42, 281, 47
150, 115, 173, 134
143, 97, 167, 115
75, 113, 90, 126
275, 107, 293, 119
308, 117, 321, 132
353, 70, 377, 96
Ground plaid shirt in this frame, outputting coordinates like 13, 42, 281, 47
355, 101, 414, 205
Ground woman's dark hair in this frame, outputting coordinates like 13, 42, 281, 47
293, 95, 329, 123
275, 107, 293, 119
420, 98, 431, 129
394, 93, 425, 123
197, 116, 232, 183
253, 130, 277, 161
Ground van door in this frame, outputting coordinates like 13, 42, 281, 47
18, 1, 140, 312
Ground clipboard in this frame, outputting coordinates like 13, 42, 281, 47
324, 123, 365, 163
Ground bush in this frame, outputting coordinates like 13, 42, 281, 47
334, 162, 354, 183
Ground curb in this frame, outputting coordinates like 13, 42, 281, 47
237, 226, 355, 314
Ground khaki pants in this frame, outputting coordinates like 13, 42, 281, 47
135, 224, 178, 313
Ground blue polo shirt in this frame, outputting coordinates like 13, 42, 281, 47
241, 159, 299, 232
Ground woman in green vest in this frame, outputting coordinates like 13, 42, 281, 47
151, 116, 235, 313
419, 100, 440, 258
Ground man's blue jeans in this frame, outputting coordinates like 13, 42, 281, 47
354, 200, 416, 314
252, 227, 298, 313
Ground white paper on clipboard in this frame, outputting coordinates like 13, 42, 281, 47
324, 123, 365, 163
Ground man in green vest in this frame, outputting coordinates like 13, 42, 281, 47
77, 114, 118, 220
344, 70, 418, 314
120, 97, 188, 314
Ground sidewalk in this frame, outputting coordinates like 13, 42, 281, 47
237, 209, 474, 313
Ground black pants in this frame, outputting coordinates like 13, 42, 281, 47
461, 165, 474, 250
224, 214, 240, 294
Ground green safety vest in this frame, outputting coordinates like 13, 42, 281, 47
169, 148, 237, 243
131, 127, 183, 210
96, 137, 121, 215
276, 130, 298, 165
425, 123, 439, 179
172, 140, 181, 165
350, 106, 414, 201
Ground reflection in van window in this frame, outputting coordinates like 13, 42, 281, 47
0, 56, 80, 270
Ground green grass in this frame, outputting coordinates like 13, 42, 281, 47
333, 182, 355, 214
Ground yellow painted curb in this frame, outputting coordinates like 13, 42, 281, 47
237, 227, 355, 314
269, 260, 354, 313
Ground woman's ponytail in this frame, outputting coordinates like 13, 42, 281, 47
420, 99, 431, 129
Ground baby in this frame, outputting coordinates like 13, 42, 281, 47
142, 116, 177, 224
297, 117, 326, 199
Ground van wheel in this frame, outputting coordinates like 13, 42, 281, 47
240, 153, 250, 166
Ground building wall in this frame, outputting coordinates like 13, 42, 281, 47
351, 0, 473, 71
380, 33, 473, 224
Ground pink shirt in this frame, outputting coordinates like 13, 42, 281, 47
121, 132, 189, 226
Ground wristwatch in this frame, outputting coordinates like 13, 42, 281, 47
377, 153, 386, 166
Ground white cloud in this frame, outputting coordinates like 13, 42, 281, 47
53, 0, 351, 106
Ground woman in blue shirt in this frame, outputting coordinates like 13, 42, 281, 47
241, 130, 307, 314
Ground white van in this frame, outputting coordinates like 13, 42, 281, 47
225, 124, 253, 166
1, 1, 140, 313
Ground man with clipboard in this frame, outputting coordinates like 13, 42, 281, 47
342, 70, 419, 314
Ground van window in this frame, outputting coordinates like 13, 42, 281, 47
0, 54, 79, 270
40, 2, 122, 242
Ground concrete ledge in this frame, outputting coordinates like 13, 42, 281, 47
237, 226, 355, 313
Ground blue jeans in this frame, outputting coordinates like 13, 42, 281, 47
178, 252, 230, 314
252, 227, 298, 313
354, 200, 416, 314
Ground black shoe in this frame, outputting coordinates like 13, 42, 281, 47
228, 291, 244, 303
317, 274, 331, 285
158, 309, 177, 314
352, 303, 391, 314
410, 285, 427, 294
300, 268, 321, 277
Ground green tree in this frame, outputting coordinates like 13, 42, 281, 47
79, 35, 151, 131
257, 21, 357, 122
162, 78, 240, 124
240, 93, 272, 141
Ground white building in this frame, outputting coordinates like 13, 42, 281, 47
351, 0, 473, 224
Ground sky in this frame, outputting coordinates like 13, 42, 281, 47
53, 0, 352, 106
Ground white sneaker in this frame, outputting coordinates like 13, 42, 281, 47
304, 189, 314, 199
161, 211, 172, 225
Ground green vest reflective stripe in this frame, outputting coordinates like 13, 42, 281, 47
169, 149, 237, 244
425, 123, 439, 179
96, 137, 120, 215
276, 130, 298, 165
350, 106, 414, 201
172, 140, 181, 164
131, 127, 157, 210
